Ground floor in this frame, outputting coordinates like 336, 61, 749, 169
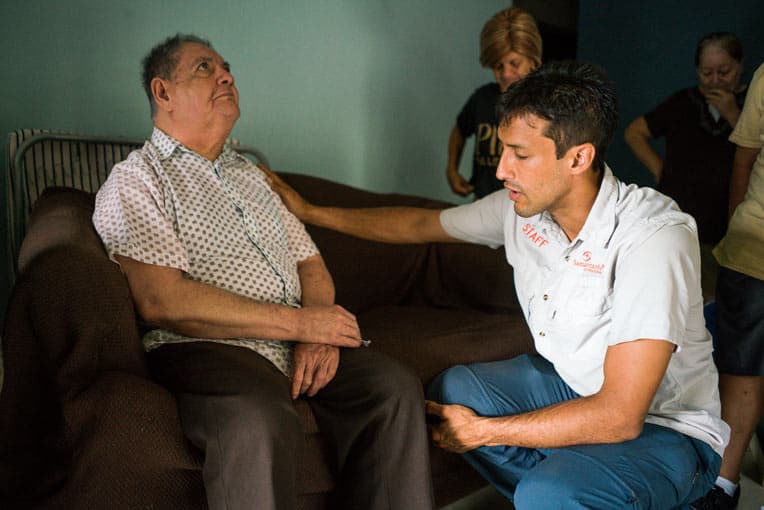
442, 438, 764, 510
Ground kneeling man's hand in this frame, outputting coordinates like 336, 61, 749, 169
425, 400, 486, 453
259, 164, 311, 220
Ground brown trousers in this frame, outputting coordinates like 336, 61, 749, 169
148, 342, 434, 510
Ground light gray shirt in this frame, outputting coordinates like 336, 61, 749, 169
440, 166, 729, 456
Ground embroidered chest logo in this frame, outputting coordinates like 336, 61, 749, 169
522, 223, 549, 248
572, 250, 605, 274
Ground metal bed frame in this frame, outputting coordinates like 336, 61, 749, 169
5, 129, 269, 284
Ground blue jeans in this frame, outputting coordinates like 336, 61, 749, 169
427, 355, 720, 509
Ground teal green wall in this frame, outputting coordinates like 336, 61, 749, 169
0, 0, 509, 324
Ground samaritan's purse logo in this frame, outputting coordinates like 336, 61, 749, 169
573, 250, 605, 274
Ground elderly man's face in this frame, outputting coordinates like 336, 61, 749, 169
166, 42, 240, 128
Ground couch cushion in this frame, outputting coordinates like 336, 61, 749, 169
359, 305, 534, 385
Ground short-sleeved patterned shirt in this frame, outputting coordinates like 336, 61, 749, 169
93, 127, 320, 376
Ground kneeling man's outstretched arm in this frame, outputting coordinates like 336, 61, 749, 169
261, 165, 459, 245
427, 338, 674, 452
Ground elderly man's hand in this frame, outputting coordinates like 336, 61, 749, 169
296, 304, 364, 348
291, 343, 340, 399
259, 164, 311, 220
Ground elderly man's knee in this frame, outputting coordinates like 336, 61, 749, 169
388, 366, 426, 417
366, 355, 423, 401
222, 393, 302, 447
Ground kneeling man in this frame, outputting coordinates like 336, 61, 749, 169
265, 61, 729, 509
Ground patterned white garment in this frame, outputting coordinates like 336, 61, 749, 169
93, 128, 320, 376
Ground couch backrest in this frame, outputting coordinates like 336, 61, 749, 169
6, 130, 520, 318
279, 172, 521, 315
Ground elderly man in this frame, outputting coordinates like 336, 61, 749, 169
265, 61, 730, 509
93, 34, 433, 510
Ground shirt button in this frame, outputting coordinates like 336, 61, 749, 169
565, 255, 570, 261
539, 331, 546, 337
543, 294, 549, 300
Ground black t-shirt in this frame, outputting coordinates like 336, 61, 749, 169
456, 82, 503, 198
644, 87, 746, 244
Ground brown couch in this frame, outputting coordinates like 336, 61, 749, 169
0, 172, 534, 509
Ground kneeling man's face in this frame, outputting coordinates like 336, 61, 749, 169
495, 115, 571, 219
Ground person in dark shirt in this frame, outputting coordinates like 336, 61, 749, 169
625, 32, 746, 301
446, 7, 542, 199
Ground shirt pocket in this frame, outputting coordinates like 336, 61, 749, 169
563, 284, 613, 318
547, 280, 613, 342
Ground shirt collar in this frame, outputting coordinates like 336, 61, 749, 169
150, 127, 238, 164
535, 165, 619, 248
575, 165, 619, 247
150, 127, 181, 160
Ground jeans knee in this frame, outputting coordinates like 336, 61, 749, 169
514, 468, 574, 509
426, 364, 476, 406
514, 466, 637, 510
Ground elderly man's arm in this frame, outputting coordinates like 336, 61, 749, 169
427, 338, 674, 451
291, 254, 342, 399
115, 254, 363, 348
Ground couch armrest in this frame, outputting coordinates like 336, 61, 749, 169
27, 244, 148, 389
15, 187, 148, 383
0, 242, 149, 504
17, 187, 104, 276
1, 185, 153, 504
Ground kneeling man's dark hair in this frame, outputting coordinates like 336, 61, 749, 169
497, 60, 618, 172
